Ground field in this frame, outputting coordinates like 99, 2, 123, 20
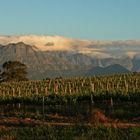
0, 73, 140, 139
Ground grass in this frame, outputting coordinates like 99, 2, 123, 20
0, 125, 140, 140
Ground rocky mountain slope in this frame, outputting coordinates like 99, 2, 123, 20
0, 35, 140, 79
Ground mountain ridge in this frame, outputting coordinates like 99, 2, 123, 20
87, 64, 131, 76
0, 35, 140, 59
0, 36, 140, 79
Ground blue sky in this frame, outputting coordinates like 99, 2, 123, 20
0, 0, 140, 40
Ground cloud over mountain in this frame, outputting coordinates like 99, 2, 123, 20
0, 36, 140, 79
0, 35, 140, 59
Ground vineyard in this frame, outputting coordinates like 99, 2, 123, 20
0, 73, 140, 104
0, 73, 140, 139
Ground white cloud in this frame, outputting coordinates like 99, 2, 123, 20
0, 35, 140, 58
125, 51, 138, 58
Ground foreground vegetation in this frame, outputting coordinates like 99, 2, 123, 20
0, 125, 140, 140
0, 73, 140, 139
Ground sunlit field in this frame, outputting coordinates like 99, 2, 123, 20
0, 73, 140, 139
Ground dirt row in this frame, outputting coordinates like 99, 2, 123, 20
0, 116, 140, 131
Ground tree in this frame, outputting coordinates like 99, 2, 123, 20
1, 61, 28, 82
0, 70, 2, 82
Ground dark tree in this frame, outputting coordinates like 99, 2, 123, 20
0, 70, 2, 82
1, 61, 28, 82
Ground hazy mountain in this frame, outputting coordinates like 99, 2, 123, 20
0, 35, 140, 79
87, 64, 131, 76
0, 35, 140, 58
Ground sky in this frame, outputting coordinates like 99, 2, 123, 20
0, 0, 140, 40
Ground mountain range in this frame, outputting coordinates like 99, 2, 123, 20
0, 35, 140, 79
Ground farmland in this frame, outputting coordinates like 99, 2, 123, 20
0, 73, 140, 139
0, 73, 140, 104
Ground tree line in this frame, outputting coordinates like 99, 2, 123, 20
0, 61, 28, 82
